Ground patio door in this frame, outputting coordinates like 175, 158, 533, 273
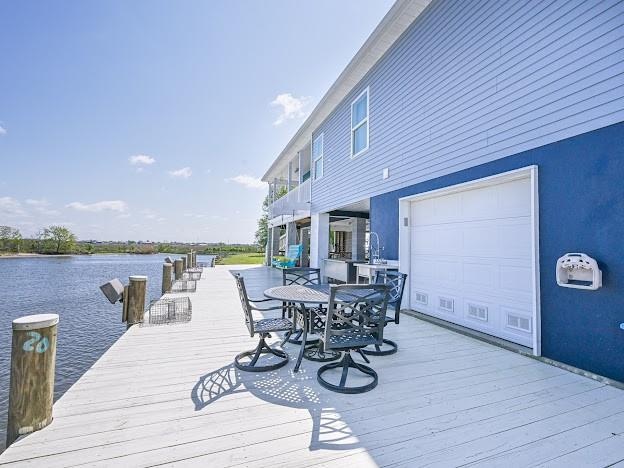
406, 169, 538, 349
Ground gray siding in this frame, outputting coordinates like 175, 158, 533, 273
311, 0, 624, 213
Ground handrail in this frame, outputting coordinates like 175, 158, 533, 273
269, 179, 311, 217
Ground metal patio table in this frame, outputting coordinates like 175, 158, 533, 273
263, 284, 380, 372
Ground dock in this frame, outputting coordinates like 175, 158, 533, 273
1, 265, 624, 466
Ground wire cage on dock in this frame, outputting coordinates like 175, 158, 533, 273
183, 271, 202, 281
144, 296, 192, 325
170, 279, 197, 293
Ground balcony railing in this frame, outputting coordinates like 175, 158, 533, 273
269, 179, 311, 218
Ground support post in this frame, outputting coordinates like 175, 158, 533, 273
285, 222, 297, 249
162, 263, 172, 294
127, 275, 147, 327
191, 252, 197, 267
310, 212, 330, 280
301, 227, 310, 267
6, 314, 59, 448
181, 256, 187, 271
270, 226, 280, 263
174, 259, 183, 280
186, 252, 192, 269
351, 217, 367, 261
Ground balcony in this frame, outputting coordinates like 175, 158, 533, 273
268, 179, 311, 226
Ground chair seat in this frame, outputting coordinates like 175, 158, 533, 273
328, 331, 377, 349
253, 318, 293, 333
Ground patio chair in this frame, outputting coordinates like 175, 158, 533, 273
362, 271, 408, 356
317, 284, 390, 394
282, 267, 322, 345
272, 244, 303, 269
234, 274, 294, 372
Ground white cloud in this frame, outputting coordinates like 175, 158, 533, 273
270, 93, 311, 126
66, 200, 128, 213
25, 198, 60, 216
226, 174, 266, 190
129, 154, 155, 166
168, 167, 192, 178
0, 196, 26, 217
0, 125, 6, 136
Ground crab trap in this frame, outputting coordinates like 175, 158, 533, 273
183, 271, 202, 281
170, 279, 197, 293
144, 296, 192, 325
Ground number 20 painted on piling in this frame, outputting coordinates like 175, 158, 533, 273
22, 331, 49, 354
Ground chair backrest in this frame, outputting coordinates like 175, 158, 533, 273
234, 274, 255, 336
323, 284, 389, 350
283, 267, 321, 286
286, 244, 303, 259
374, 270, 408, 323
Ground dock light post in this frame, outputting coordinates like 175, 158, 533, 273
6, 314, 59, 448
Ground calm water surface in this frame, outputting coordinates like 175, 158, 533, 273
0, 253, 213, 451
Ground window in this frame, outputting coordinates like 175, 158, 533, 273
312, 133, 324, 180
351, 87, 369, 157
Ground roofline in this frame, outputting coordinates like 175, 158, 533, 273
262, 0, 431, 182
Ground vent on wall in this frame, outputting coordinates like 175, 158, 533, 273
507, 313, 532, 332
413, 291, 428, 306
468, 303, 488, 322
438, 297, 454, 313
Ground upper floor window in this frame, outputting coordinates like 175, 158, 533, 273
312, 133, 324, 180
351, 87, 369, 157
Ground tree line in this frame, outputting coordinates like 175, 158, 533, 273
0, 225, 76, 254
0, 225, 263, 256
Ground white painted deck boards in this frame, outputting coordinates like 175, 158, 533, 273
1, 265, 623, 467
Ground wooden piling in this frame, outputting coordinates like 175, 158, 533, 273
174, 259, 183, 280
192, 252, 197, 267
182, 257, 187, 271
127, 275, 147, 327
6, 314, 59, 448
186, 253, 192, 269
162, 263, 172, 295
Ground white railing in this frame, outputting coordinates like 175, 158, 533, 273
269, 179, 311, 218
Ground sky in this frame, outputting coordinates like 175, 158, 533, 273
0, 0, 394, 243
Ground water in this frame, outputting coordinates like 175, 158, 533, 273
0, 253, 213, 451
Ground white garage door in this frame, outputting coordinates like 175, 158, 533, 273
409, 175, 536, 348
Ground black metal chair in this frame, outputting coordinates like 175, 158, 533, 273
234, 274, 294, 372
282, 268, 322, 345
317, 284, 390, 394
362, 270, 408, 356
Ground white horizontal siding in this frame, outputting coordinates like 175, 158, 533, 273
311, 0, 624, 213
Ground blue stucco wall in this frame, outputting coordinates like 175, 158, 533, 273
370, 122, 624, 383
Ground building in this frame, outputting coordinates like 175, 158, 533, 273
262, 0, 624, 383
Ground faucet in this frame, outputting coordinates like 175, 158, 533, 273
369, 231, 380, 264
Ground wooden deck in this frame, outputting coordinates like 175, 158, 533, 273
1, 265, 623, 467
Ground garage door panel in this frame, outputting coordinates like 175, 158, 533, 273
463, 262, 496, 289
409, 175, 535, 348
496, 178, 532, 217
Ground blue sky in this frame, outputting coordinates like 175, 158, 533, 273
0, 0, 393, 243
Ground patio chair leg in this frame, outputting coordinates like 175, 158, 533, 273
356, 348, 371, 364
317, 351, 378, 394
235, 335, 289, 372
362, 338, 398, 356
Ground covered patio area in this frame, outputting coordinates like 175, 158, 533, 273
2, 266, 623, 466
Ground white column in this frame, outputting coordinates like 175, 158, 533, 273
287, 161, 292, 191
351, 217, 367, 261
298, 151, 303, 184
310, 212, 329, 278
